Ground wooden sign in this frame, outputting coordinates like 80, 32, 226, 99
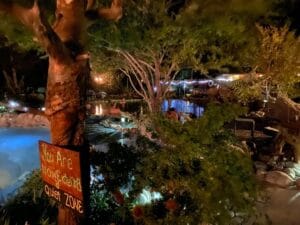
39, 141, 84, 214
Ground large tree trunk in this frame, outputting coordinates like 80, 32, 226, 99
46, 57, 88, 146
147, 97, 163, 114
0, 1, 123, 224
45, 55, 90, 225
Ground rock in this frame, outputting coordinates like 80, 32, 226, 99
34, 115, 49, 127
15, 113, 34, 127
284, 163, 300, 177
284, 168, 296, 179
254, 161, 268, 171
293, 163, 300, 177
264, 171, 294, 188
295, 178, 300, 190
258, 153, 272, 163
0, 113, 49, 128
256, 169, 267, 180
0, 117, 10, 127
284, 161, 295, 168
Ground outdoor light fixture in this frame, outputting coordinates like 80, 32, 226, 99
95, 103, 103, 116
94, 77, 103, 83
8, 100, 20, 108
93, 72, 109, 85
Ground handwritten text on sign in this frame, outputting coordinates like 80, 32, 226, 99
39, 141, 83, 214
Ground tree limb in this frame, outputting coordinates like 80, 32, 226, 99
86, 0, 96, 10
0, 1, 68, 61
120, 68, 146, 99
85, 0, 122, 21
125, 61, 150, 99
122, 51, 155, 97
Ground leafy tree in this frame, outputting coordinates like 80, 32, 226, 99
233, 25, 299, 102
89, 0, 188, 113
88, 104, 265, 225
88, 0, 277, 113
131, 104, 261, 225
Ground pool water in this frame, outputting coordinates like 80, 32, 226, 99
0, 127, 50, 203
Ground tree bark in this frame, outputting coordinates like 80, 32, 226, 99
0, 1, 123, 224
119, 50, 173, 114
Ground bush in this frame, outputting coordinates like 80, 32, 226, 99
0, 170, 57, 225
90, 103, 262, 225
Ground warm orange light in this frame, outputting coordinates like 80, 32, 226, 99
93, 73, 105, 84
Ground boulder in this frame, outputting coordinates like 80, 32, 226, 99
293, 163, 300, 177
284, 168, 296, 179
0, 117, 10, 127
295, 178, 300, 190
0, 113, 49, 128
254, 161, 268, 171
256, 169, 267, 180
34, 114, 49, 127
264, 171, 294, 188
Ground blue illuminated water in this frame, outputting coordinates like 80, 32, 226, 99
0, 128, 50, 203
161, 99, 205, 117
0, 99, 204, 203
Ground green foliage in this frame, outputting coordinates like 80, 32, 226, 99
256, 25, 300, 94
90, 142, 142, 191
174, 0, 271, 72
0, 0, 55, 51
89, 142, 143, 225
232, 25, 300, 103
0, 170, 57, 225
0, 13, 40, 50
88, 0, 275, 74
232, 75, 265, 103
132, 103, 258, 225
90, 103, 262, 225
88, 0, 184, 72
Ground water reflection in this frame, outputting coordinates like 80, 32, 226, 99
90, 99, 204, 117
162, 99, 204, 117
95, 103, 103, 115
88, 100, 144, 116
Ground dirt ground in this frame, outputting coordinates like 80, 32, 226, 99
259, 186, 300, 225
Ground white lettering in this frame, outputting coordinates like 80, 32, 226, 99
64, 193, 83, 213
44, 184, 61, 201
56, 152, 73, 170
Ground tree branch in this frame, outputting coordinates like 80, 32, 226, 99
85, 0, 122, 21
122, 51, 155, 97
86, 0, 96, 10
0, 1, 68, 61
120, 68, 146, 99
125, 61, 150, 99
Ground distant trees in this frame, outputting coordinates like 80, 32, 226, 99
2, 67, 24, 97
0, 37, 48, 100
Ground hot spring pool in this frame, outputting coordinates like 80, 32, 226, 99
0, 127, 50, 203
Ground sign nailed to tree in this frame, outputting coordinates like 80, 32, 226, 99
39, 141, 84, 214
